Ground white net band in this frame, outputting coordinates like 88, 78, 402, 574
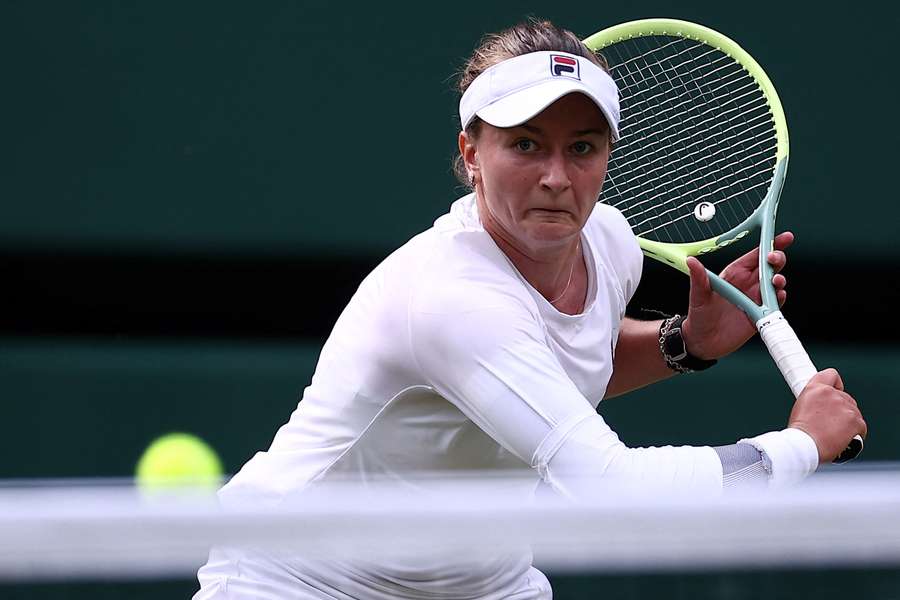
2, 469, 899, 581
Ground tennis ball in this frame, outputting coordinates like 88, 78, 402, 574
136, 432, 223, 491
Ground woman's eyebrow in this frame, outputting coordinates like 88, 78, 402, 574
574, 128, 608, 136
513, 125, 606, 136
515, 124, 542, 134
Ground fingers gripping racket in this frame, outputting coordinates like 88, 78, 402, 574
584, 19, 863, 463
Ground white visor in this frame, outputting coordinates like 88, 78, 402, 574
459, 51, 620, 141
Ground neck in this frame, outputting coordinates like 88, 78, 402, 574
476, 193, 585, 311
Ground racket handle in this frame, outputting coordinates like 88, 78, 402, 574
756, 311, 864, 463
756, 311, 815, 398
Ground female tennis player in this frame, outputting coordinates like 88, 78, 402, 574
194, 19, 866, 600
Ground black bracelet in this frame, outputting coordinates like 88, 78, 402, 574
658, 314, 718, 373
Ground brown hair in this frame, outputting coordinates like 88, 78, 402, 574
452, 19, 610, 189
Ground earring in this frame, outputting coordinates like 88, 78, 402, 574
469, 172, 475, 187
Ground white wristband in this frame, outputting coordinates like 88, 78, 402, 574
739, 428, 819, 488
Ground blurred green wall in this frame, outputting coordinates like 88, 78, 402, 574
3, 337, 898, 480
1, 1, 895, 256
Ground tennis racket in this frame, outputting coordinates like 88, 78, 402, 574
583, 19, 863, 463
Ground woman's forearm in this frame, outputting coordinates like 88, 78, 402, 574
604, 317, 677, 398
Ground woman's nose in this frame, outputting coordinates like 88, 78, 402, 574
538, 153, 572, 193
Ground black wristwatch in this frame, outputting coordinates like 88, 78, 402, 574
658, 314, 718, 373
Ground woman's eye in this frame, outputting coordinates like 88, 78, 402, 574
571, 141, 593, 155
515, 139, 536, 152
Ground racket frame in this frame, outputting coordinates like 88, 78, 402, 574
584, 19, 863, 462
585, 18, 789, 324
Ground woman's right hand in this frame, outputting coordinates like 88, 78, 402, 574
788, 369, 867, 464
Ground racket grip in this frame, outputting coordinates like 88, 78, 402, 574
756, 311, 816, 398
756, 311, 863, 463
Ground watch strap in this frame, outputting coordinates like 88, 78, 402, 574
658, 314, 718, 373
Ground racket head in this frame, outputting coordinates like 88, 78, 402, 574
584, 19, 789, 275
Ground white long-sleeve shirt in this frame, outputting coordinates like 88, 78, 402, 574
195, 193, 816, 600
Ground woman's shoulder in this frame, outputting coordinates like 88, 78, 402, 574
585, 202, 636, 243
584, 201, 643, 302
371, 201, 534, 317
410, 230, 535, 317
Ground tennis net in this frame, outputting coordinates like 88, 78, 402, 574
2, 464, 900, 582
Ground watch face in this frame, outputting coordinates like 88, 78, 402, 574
664, 327, 688, 361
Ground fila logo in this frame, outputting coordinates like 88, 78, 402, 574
550, 55, 580, 79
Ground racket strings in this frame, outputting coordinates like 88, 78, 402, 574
612, 39, 707, 89
611, 116, 774, 191
605, 39, 744, 242
687, 42, 772, 229
661, 37, 767, 232
599, 36, 778, 243
614, 45, 710, 243
620, 138, 777, 219
614, 79, 762, 152
609, 100, 773, 181
611, 62, 767, 201
616, 53, 735, 124
642, 37, 738, 243
604, 40, 693, 243
632, 169, 774, 233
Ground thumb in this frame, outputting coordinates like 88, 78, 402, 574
686, 257, 712, 310
808, 368, 845, 392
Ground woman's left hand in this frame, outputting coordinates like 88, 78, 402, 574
681, 232, 794, 360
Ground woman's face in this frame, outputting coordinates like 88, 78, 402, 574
461, 93, 611, 253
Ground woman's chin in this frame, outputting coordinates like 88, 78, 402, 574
523, 221, 581, 244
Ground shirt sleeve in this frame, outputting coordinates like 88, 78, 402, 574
408, 285, 724, 499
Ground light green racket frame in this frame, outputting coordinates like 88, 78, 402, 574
586, 20, 864, 462
584, 19, 790, 322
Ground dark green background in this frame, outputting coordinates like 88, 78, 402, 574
2, 1, 897, 598
3, 338, 899, 479
1, 1, 896, 256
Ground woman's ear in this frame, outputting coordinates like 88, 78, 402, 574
459, 130, 479, 185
